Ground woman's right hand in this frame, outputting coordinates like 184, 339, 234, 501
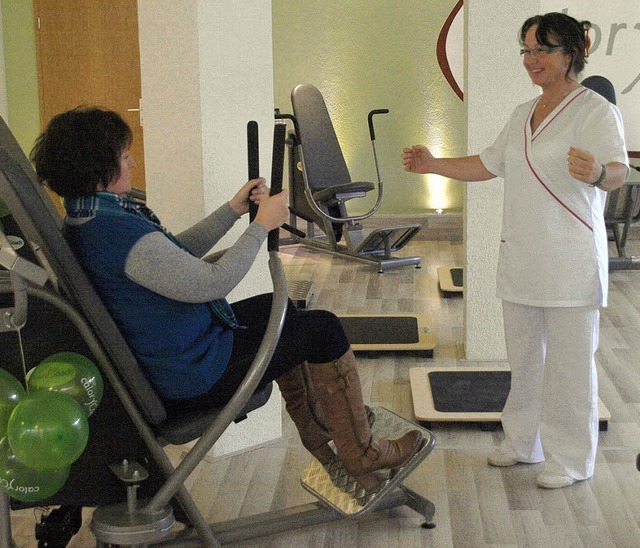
402, 145, 434, 174
254, 189, 290, 231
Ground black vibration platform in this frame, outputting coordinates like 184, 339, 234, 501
410, 367, 610, 431
338, 314, 435, 357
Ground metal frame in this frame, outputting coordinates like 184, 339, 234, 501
605, 177, 640, 270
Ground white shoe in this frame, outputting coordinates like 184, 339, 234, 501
536, 472, 577, 489
487, 449, 518, 467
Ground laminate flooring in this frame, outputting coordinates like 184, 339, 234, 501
9, 237, 640, 547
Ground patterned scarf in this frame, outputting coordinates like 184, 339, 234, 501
64, 192, 241, 329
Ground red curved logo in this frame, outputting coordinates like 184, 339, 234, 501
437, 0, 464, 101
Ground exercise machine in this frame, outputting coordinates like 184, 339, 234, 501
437, 266, 463, 297
281, 84, 422, 274
338, 314, 435, 357
604, 166, 640, 270
409, 366, 610, 431
0, 114, 436, 546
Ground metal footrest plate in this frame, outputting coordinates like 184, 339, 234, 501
300, 407, 435, 517
355, 225, 421, 255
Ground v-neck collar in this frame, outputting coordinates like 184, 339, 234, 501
528, 86, 587, 141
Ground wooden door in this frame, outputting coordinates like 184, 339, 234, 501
34, 0, 146, 195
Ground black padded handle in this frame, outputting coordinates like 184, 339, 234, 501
268, 122, 287, 251
247, 120, 260, 222
368, 109, 389, 141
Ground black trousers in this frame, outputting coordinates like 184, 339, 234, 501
168, 293, 350, 410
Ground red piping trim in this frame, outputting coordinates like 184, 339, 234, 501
524, 98, 592, 232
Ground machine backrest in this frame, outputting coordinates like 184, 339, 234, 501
0, 116, 167, 424
582, 75, 616, 105
291, 83, 352, 192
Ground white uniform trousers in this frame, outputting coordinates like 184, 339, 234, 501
500, 300, 600, 480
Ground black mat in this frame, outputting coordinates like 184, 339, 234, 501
428, 371, 510, 413
450, 267, 463, 287
339, 316, 419, 345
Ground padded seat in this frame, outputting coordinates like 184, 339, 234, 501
313, 181, 374, 203
155, 384, 272, 445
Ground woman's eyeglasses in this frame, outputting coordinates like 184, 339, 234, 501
520, 46, 565, 57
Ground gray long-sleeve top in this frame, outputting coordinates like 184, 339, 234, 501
124, 202, 268, 302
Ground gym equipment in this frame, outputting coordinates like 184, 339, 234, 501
0, 114, 436, 545
581, 75, 640, 271
281, 84, 422, 274
437, 266, 463, 297
410, 367, 611, 432
604, 166, 640, 270
338, 314, 435, 357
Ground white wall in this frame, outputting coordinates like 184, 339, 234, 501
137, 0, 281, 457
464, 0, 541, 361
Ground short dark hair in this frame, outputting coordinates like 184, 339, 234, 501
520, 12, 591, 78
30, 107, 133, 199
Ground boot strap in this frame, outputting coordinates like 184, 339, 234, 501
324, 373, 352, 394
363, 437, 381, 461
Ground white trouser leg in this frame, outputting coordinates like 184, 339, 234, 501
501, 301, 545, 463
541, 306, 599, 480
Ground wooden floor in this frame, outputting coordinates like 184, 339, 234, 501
9, 236, 640, 547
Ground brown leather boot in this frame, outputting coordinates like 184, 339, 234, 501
276, 364, 336, 464
307, 348, 423, 478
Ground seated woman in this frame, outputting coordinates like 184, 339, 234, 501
30, 107, 424, 480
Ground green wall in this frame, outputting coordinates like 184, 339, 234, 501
273, 0, 465, 214
1, 0, 39, 156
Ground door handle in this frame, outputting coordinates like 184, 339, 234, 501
127, 99, 143, 127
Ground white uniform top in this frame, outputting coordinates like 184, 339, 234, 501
480, 87, 628, 308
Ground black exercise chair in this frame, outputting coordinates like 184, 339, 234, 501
0, 115, 435, 546
284, 84, 422, 273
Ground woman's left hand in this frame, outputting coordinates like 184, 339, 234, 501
567, 147, 602, 185
229, 178, 267, 215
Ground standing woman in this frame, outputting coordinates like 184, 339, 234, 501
403, 12, 628, 488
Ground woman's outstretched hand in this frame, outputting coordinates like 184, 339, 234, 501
402, 145, 434, 174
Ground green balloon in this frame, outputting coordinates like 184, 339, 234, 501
28, 352, 103, 416
7, 391, 89, 471
0, 369, 26, 438
0, 438, 69, 502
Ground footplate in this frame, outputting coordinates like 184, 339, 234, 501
300, 407, 435, 517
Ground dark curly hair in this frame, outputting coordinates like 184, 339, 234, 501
520, 12, 591, 79
30, 107, 133, 199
